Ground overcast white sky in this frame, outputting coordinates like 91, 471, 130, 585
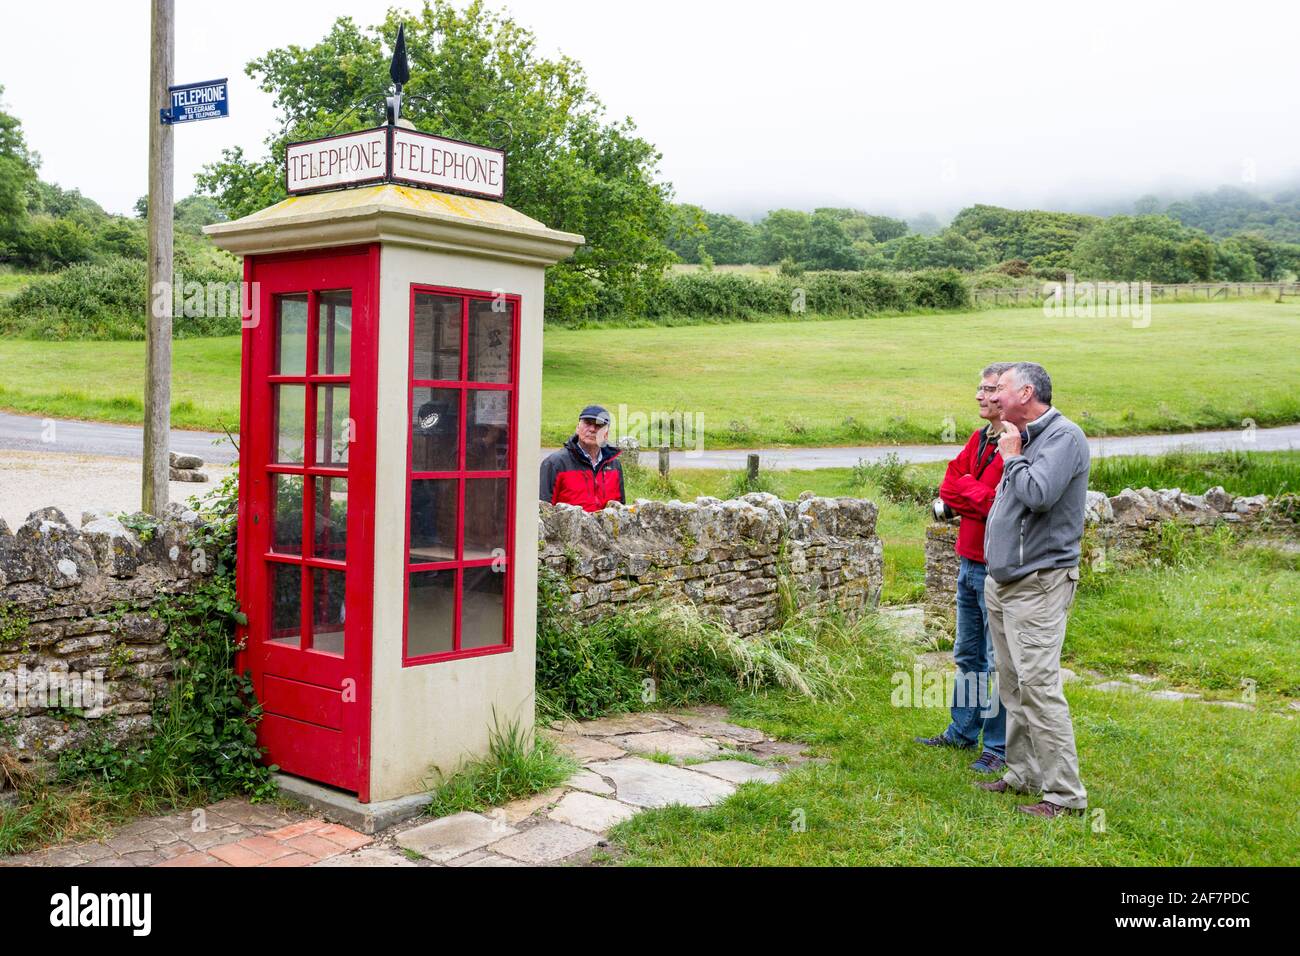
3, 0, 1298, 219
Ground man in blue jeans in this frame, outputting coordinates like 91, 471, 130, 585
914, 363, 1011, 774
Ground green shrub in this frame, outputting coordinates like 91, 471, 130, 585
94, 219, 149, 260
535, 569, 645, 720
904, 268, 971, 309
536, 566, 860, 721
644, 270, 790, 321
576, 267, 973, 327
852, 453, 938, 505
11, 216, 94, 270
55, 473, 275, 804
968, 269, 1040, 290
0, 256, 242, 340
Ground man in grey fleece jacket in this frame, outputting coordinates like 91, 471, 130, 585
976, 362, 1090, 818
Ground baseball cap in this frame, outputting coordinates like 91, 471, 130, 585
579, 405, 611, 426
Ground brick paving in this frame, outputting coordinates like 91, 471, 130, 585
1, 706, 815, 868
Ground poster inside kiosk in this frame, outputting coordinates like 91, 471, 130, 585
285, 126, 506, 200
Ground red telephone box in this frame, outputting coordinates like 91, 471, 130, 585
211, 184, 581, 803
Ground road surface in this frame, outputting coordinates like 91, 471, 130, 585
0, 411, 1296, 470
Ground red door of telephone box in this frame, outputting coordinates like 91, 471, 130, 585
235, 245, 378, 800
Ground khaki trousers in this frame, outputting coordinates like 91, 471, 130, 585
985, 566, 1087, 809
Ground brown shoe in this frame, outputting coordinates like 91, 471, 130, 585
1016, 800, 1085, 819
974, 779, 1012, 793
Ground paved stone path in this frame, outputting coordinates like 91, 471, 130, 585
1, 706, 813, 868
0, 798, 330, 867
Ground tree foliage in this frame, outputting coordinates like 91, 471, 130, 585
0, 84, 39, 253
948, 204, 1100, 272
196, 2, 676, 322
1, 88, 227, 273
665, 203, 761, 264
1161, 185, 1300, 244
886, 231, 990, 272
805, 210, 865, 270
1069, 215, 1214, 282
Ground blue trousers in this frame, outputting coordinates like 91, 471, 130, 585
944, 557, 1006, 757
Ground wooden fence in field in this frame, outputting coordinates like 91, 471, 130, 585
973, 281, 1300, 307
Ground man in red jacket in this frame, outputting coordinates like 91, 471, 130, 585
914, 363, 1012, 773
540, 405, 625, 512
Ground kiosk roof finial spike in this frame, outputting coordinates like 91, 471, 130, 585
390, 23, 410, 90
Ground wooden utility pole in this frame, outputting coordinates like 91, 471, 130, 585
143, 0, 175, 515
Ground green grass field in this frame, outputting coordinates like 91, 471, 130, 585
1, 301, 1297, 442
552, 444, 1300, 865
0, 336, 243, 431
610, 666, 1300, 865
604, 524, 1300, 865
1071, 543, 1300, 698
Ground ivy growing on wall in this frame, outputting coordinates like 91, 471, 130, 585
57, 472, 277, 802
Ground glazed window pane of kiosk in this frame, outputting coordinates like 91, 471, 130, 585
406, 288, 517, 663
313, 476, 348, 561
274, 385, 306, 463
312, 568, 347, 656
412, 294, 461, 380
275, 294, 308, 374
266, 288, 352, 657
467, 299, 512, 383
410, 478, 457, 561
411, 387, 459, 471
408, 570, 455, 656
466, 390, 509, 470
464, 477, 507, 559
271, 563, 303, 648
316, 385, 350, 466
460, 566, 505, 650
317, 291, 352, 375
271, 474, 303, 554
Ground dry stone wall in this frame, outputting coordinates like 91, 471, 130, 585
1, 505, 212, 769
539, 493, 884, 635
925, 486, 1297, 614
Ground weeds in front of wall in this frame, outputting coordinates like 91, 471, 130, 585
423, 713, 577, 818
852, 453, 937, 506
1, 472, 275, 856
536, 564, 892, 722
724, 469, 780, 499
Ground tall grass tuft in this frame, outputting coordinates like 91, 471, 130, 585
423, 714, 577, 818
852, 453, 938, 505
537, 561, 902, 721
723, 469, 780, 498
